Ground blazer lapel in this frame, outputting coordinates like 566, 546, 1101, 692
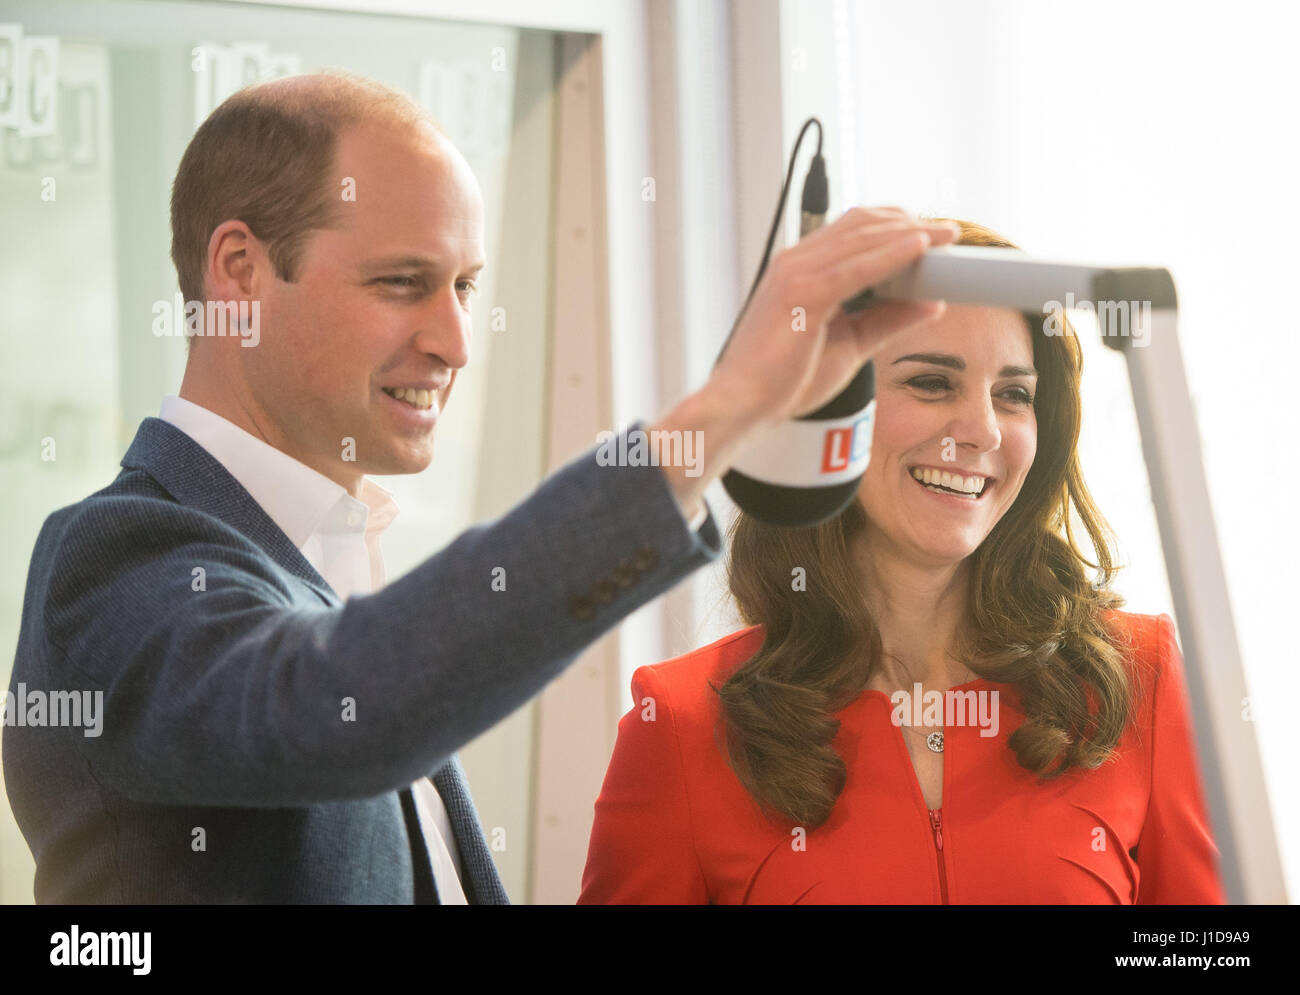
120, 417, 339, 606
399, 787, 441, 904
431, 756, 510, 905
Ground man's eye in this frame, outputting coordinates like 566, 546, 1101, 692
457, 280, 478, 296
381, 276, 419, 289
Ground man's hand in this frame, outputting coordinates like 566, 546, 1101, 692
713, 206, 958, 425
649, 207, 959, 524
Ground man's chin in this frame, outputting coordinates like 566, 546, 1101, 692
386, 444, 436, 475
351, 437, 436, 477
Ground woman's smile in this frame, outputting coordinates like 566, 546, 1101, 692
906, 464, 996, 506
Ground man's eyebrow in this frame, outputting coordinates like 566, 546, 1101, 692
891, 353, 1037, 378
361, 255, 486, 274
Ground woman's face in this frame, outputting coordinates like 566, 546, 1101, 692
857, 304, 1038, 567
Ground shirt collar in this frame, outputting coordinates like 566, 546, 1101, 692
158, 394, 399, 548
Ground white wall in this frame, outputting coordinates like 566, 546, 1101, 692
777, 0, 1299, 898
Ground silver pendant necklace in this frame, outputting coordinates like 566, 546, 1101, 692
880, 652, 972, 755
903, 725, 944, 753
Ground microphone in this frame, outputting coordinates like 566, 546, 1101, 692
719, 121, 877, 528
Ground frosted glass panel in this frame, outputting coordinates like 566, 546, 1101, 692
0, 0, 560, 904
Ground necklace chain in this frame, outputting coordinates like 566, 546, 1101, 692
876, 652, 977, 758
898, 722, 945, 753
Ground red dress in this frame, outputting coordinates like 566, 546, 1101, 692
578, 611, 1225, 904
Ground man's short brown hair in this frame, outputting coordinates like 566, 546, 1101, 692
169, 71, 437, 317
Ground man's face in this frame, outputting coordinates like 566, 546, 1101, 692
244, 120, 485, 480
856, 305, 1039, 566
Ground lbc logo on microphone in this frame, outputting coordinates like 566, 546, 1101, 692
821, 413, 873, 475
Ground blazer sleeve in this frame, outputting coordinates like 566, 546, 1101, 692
39, 421, 721, 808
578, 665, 710, 904
1134, 613, 1227, 904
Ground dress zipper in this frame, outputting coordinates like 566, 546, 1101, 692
929, 809, 950, 904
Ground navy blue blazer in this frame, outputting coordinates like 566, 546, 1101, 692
4, 416, 721, 903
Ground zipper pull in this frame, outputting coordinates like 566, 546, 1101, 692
930, 809, 943, 851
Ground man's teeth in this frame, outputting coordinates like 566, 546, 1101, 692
384, 387, 434, 410
910, 467, 987, 496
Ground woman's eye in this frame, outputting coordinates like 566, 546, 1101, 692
906, 376, 1034, 406
1004, 387, 1035, 405
906, 376, 949, 393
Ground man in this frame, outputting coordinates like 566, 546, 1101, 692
3, 70, 957, 903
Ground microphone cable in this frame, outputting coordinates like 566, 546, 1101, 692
716, 116, 878, 528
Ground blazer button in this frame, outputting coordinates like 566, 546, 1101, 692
632, 544, 659, 571
592, 578, 618, 604
569, 594, 595, 620
612, 561, 637, 588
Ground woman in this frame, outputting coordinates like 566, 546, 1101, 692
577, 220, 1224, 904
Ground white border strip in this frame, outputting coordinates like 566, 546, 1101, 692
729, 404, 874, 487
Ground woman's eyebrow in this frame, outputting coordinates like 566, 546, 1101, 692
892, 353, 1037, 378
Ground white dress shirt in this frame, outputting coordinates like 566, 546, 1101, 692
158, 394, 468, 903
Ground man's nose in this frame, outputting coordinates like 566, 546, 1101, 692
413, 287, 471, 370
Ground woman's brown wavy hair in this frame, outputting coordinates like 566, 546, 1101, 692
717, 219, 1141, 829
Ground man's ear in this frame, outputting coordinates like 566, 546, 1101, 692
205, 219, 259, 300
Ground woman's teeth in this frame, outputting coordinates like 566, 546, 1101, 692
384, 387, 435, 410
910, 466, 988, 497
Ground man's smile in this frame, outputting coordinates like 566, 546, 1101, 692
379, 384, 440, 423
381, 385, 438, 410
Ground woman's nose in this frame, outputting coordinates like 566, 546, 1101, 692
946, 392, 1001, 453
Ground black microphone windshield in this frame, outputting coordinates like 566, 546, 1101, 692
722, 361, 874, 527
